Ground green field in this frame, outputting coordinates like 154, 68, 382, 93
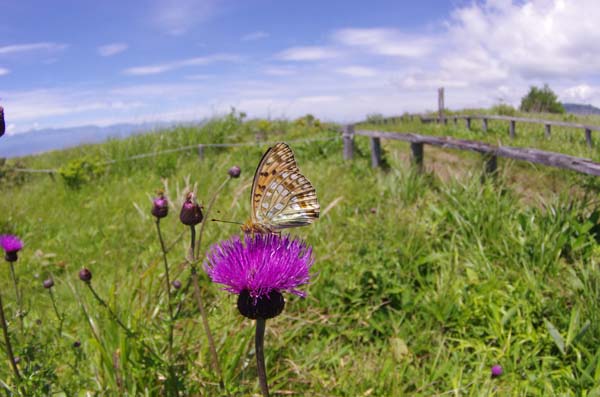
1, 110, 600, 396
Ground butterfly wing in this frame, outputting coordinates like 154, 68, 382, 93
250, 142, 320, 230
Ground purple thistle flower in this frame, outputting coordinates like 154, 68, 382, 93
0, 235, 23, 253
205, 234, 314, 303
0, 235, 23, 262
491, 364, 503, 378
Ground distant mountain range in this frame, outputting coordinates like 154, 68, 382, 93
0, 121, 177, 158
563, 103, 600, 115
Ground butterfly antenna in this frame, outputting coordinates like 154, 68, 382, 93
211, 218, 243, 225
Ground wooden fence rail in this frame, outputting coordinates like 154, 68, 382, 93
418, 114, 599, 147
343, 126, 600, 177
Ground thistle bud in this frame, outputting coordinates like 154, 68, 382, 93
228, 165, 241, 178
151, 192, 169, 219
172, 280, 182, 290
179, 192, 203, 226
43, 278, 54, 289
79, 268, 92, 283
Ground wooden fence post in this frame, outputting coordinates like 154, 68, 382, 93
482, 118, 488, 133
454, 117, 458, 126
585, 128, 593, 147
370, 137, 382, 168
410, 142, 424, 172
438, 87, 445, 124
197, 144, 205, 160
545, 124, 551, 138
509, 120, 516, 139
466, 117, 471, 130
343, 125, 355, 160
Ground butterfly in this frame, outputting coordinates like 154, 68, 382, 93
241, 142, 320, 234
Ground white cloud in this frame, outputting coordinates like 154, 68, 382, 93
3, 88, 146, 128
241, 31, 269, 41
0, 67, 9, 76
264, 66, 296, 76
124, 53, 240, 75
333, 28, 435, 58
297, 95, 341, 103
276, 46, 340, 61
563, 84, 596, 102
446, 0, 600, 79
185, 74, 214, 80
151, 0, 221, 36
98, 43, 128, 57
0, 42, 68, 55
336, 66, 377, 78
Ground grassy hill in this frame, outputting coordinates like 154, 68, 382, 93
1, 110, 600, 396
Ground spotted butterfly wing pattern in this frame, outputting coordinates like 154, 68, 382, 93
243, 142, 319, 233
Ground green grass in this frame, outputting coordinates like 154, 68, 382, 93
1, 111, 600, 395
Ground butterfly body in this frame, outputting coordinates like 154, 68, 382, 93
242, 142, 319, 234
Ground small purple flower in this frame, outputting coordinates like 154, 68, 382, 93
205, 234, 314, 319
491, 364, 503, 378
43, 278, 54, 289
0, 235, 23, 262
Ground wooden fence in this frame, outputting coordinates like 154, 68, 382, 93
342, 125, 600, 177
418, 114, 600, 147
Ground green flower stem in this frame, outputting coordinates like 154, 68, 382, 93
84, 281, 163, 363
48, 288, 64, 336
0, 290, 20, 382
9, 263, 23, 332
85, 282, 134, 337
255, 318, 270, 397
155, 219, 175, 366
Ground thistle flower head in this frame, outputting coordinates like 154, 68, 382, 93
179, 192, 203, 226
0, 235, 23, 253
228, 165, 241, 178
79, 268, 92, 283
43, 278, 54, 289
491, 364, 503, 378
205, 234, 314, 319
151, 191, 169, 219
0, 234, 23, 262
205, 234, 313, 300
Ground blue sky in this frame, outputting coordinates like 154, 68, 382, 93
1, 0, 599, 135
